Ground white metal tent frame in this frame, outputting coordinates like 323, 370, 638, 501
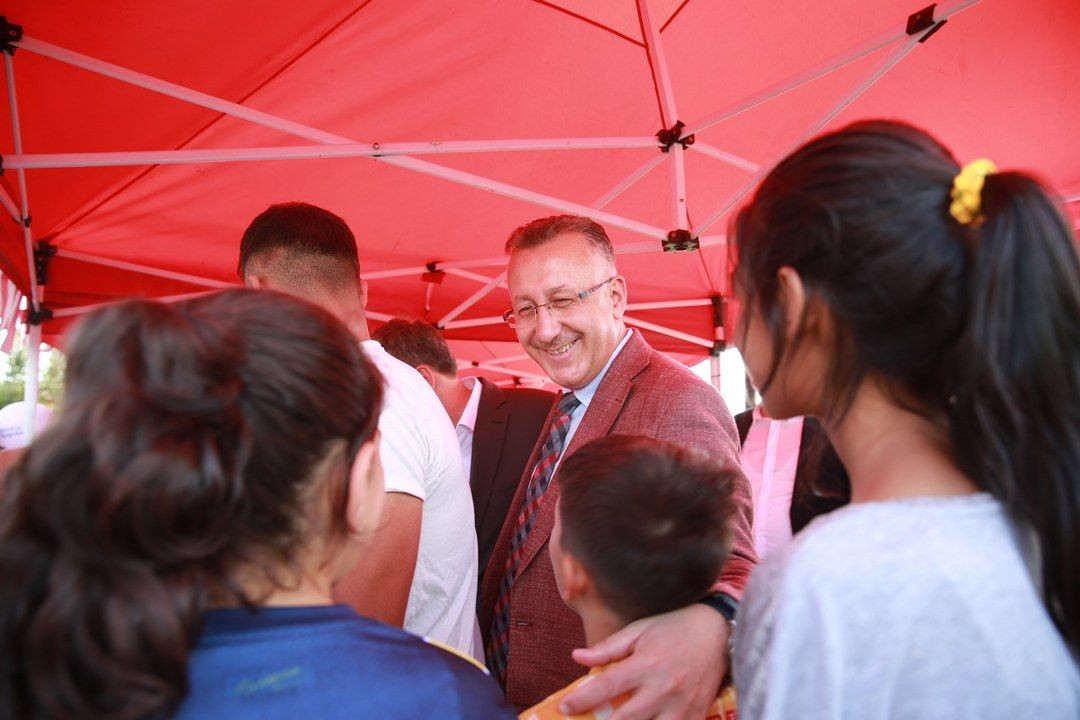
0, 0, 1011, 439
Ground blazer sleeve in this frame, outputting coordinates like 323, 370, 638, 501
655, 379, 757, 600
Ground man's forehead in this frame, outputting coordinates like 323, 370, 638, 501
507, 234, 609, 295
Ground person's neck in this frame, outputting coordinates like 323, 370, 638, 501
441, 377, 474, 425
579, 602, 628, 647
224, 560, 336, 609
826, 379, 978, 503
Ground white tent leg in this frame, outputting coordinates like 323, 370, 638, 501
710, 353, 722, 394
695, 31, 925, 236
22, 319, 41, 442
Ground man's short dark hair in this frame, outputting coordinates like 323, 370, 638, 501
505, 214, 616, 269
558, 435, 736, 623
238, 202, 360, 292
371, 319, 458, 377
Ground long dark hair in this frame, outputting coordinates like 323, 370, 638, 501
0, 288, 383, 719
733, 120, 1080, 651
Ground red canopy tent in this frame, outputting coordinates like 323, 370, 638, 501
1, 0, 1078, 410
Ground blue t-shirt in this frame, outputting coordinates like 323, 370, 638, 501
173, 604, 514, 719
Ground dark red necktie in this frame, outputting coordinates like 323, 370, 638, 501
486, 391, 580, 684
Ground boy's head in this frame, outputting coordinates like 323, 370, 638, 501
550, 435, 737, 628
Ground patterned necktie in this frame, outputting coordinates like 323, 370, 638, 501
486, 391, 581, 684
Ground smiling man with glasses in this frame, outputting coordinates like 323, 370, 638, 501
478, 214, 756, 718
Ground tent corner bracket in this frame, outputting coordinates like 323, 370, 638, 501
0, 17, 22, 55
662, 229, 699, 252
656, 121, 694, 153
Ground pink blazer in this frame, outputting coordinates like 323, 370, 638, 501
478, 330, 757, 710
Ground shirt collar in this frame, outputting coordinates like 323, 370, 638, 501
563, 329, 633, 409
457, 376, 482, 432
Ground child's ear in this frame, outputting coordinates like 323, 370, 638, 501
345, 435, 384, 536
557, 552, 591, 604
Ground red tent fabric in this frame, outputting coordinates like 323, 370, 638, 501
2, 0, 1078, 381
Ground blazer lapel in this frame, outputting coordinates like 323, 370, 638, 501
516, 330, 651, 572
470, 379, 509, 535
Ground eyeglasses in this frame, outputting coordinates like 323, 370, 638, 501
503, 277, 616, 328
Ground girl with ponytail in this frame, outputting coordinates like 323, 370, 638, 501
730, 121, 1079, 718
0, 288, 512, 720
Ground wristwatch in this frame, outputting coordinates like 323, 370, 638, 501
698, 592, 738, 656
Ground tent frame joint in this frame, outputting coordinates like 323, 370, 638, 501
711, 296, 727, 356
906, 4, 936, 34
26, 304, 51, 326
422, 262, 446, 284
0, 17, 22, 55
662, 229, 699, 252
656, 121, 694, 152
33, 240, 55, 285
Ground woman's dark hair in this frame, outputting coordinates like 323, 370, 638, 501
0, 288, 383, 719
558, 435, 736, 623
733, 119, 1080, 651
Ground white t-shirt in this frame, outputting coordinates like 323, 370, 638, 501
361, 340, 482, 660
734, 493, 1080, 720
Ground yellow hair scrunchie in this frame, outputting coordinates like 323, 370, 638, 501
949, 158, 997, 226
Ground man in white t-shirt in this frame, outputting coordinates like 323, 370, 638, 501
372, 318, 554, 580
237, 202, 481, 658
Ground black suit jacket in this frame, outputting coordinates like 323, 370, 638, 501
470, 378, 554, 580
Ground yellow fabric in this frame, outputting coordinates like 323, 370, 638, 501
949, 157, 997, 226
519, 669, 737, 720
422, 637, 489, 673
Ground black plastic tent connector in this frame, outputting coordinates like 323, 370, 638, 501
906, 6, 947, 43
906, 5, 936, 34
710, 295, 725, 355
656, 121, 695, 153
26, 305, 52, 326
662, 229, 699, 252
0, 17, 22, 55
422, 262, 445, 284
34, 241, 56, 285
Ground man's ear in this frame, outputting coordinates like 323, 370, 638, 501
609, 275, 628, 320
359, 277, 369, 309
557, 551, 591, 604
775, 266, 808, 342
345, 436, 384, 536
414, 364, 437, 389
245, 273, 264, 289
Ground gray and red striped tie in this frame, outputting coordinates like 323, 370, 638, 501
486, 391, 580, 685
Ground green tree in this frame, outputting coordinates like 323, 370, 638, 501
0, 330, 65, 409
39, 350, 66, 409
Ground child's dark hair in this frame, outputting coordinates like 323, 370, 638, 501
733, 119, 1080, 650
0, 288, 383, 720
557, 435, 736, 623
